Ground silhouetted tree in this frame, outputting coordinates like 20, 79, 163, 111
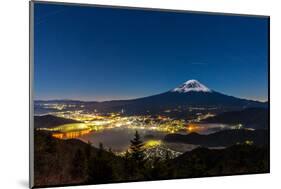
85, 141, 92, 160
129, 131, 145, 165
97, 142, 104, 157
108, 148, 114, 155
123, 150, 134, 179
87, 142, 114, 183
45, 135, 57, 154
165, 151, 171, 161
124, 150, 130, 160
71, 149, 86, 179
127, 130, 147, 179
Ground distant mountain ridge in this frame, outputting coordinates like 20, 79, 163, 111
35, 80, 268, 114
34, 115, 80, 128
164, 129, 268, 147
202, 108, 268, 129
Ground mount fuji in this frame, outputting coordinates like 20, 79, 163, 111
90, 79, 267, 114
36, 79, 267, 115
172, 79, 212, 93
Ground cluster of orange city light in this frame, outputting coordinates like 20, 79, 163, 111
186, 123, 200, 133
52, 129, 91, 139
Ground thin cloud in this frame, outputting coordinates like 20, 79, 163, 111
190, 62, 209, 65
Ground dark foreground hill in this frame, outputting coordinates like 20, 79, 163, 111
33, 131, 269, 187
164, 129, 268, 147
168, 145, 268, 178
33, 131, 126, 187
34, 115, 79, 128
202, 108, 269, 129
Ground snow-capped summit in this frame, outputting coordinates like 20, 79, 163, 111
172, 79, 212, 93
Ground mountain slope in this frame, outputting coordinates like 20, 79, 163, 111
172, 79, 211, 93
168, 145, 269, 177
92, 80, 266, 113
202, 108, 269, 129
35, 80, 267, 114
164, 129, 268, 147
34, 115, 80, 128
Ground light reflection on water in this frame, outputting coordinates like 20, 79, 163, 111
52, 129, 91, 139
79, 128, 167, 152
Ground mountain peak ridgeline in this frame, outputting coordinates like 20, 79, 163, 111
172, 79, 212, 93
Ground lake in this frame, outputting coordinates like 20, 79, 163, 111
50, 123, 234, 153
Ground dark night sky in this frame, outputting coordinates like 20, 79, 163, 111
34, 2, 268, 101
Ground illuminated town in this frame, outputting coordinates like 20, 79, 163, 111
36, 102, 248, 158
